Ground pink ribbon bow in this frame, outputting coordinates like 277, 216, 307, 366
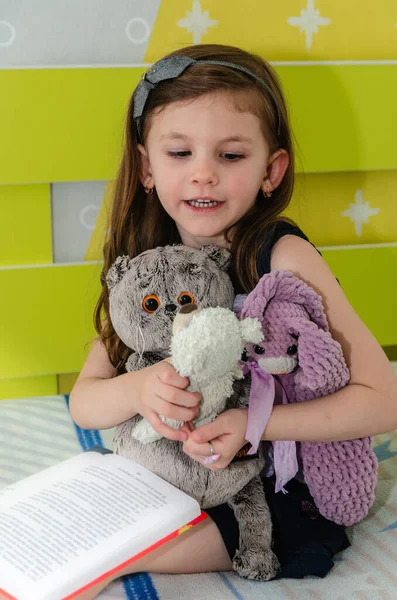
241, 361, 299, 493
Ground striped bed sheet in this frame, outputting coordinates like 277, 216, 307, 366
1, 394, 396, 600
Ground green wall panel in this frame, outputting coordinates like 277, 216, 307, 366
0, 68, 145, 185
0, 65, 396, 185
0, 375, 57, 401
0, 263, 101, 379
287, 65, 397, 173
321, 246, 397, 347
0, 184, 52, 266
0, 247, 396, 381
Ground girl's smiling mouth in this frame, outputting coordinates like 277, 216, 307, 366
184, 197, 225, 211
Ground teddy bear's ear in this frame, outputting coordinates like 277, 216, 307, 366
239, 317, 263, 345
200, 245, 231, 271
106, 255, 131, 289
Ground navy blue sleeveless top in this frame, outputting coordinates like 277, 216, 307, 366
256, 220, 311, 278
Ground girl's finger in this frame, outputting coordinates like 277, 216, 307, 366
159, 384, 201, 408
179, 421, 195, 435
154, 394, 198, 422
148, 410, 188, 441
183, 439, 215, 457
190, 419, 225, 443
203, 453, 221, 465
186, 451, 222, 467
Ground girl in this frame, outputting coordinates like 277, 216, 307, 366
70, 44, 397, 597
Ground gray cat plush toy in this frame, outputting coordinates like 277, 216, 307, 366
107, 244, 279, 580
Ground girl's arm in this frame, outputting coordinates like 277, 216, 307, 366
69, 339, 199, 437
181, 233, 397, 464
262, 234, 397, 442
69, 339, 135, 430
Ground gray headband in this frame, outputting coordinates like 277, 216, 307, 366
133, 55, 282, 141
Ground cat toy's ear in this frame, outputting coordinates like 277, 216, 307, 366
200, 245, 231, 271
106, 255, 132, 290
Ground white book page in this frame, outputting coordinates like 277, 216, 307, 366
0, 452, 200, 600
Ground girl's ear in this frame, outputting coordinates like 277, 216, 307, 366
137, 143, 154, 189
261, 148, 289, 195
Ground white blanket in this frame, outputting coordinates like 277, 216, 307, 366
1, 394, 396, 600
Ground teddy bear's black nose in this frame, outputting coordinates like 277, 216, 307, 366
179, 303, 198, 315
165, 303, 177, 312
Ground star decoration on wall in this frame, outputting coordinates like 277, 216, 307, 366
341, 189, 380, 237
177, 0, 218, 45
288, 0, 331, 51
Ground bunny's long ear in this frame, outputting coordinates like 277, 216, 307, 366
241, 270, 329, 332
106, 255, 131, 290
240, 270, 284, 323
288, 317, 350, 394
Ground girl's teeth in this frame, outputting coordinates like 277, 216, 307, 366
187, 200, 220, 208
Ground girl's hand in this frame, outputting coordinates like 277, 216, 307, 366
181, 408, 249, 470
131, 359, 201, 442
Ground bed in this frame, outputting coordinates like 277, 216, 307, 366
1, 387, 396, 600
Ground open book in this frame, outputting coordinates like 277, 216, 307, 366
0, 450, 204, 600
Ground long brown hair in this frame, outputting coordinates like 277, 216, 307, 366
95, 44, 296, 371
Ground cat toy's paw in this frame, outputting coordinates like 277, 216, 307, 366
233, 547, 280, 581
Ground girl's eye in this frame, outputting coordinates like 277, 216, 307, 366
167, 151, 191, 158
167, 151, 244, 161
178, 292, 195, 306
254, 345, 265, 355
142, 294, 160, 313
287, 345, 298, 356
221, 153, 245, 161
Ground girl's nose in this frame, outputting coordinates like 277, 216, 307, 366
190, 158, 219, 186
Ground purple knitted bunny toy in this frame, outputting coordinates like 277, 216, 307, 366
239, 270, 378, 527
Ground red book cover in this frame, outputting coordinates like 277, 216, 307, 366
0, 513, 208, 600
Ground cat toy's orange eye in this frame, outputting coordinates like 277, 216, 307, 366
142, 294, 160, 313
177, 292, 195, 306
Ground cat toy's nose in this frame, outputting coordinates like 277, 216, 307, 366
179, 303, 198, 315
165, 303, 177, 312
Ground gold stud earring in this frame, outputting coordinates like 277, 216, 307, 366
144, 185, 154, 195
262, 184, 272, 198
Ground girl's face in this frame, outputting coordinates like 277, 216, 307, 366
138, 92, 288, 248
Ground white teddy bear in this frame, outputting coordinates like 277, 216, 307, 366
131, 304, 263, 443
